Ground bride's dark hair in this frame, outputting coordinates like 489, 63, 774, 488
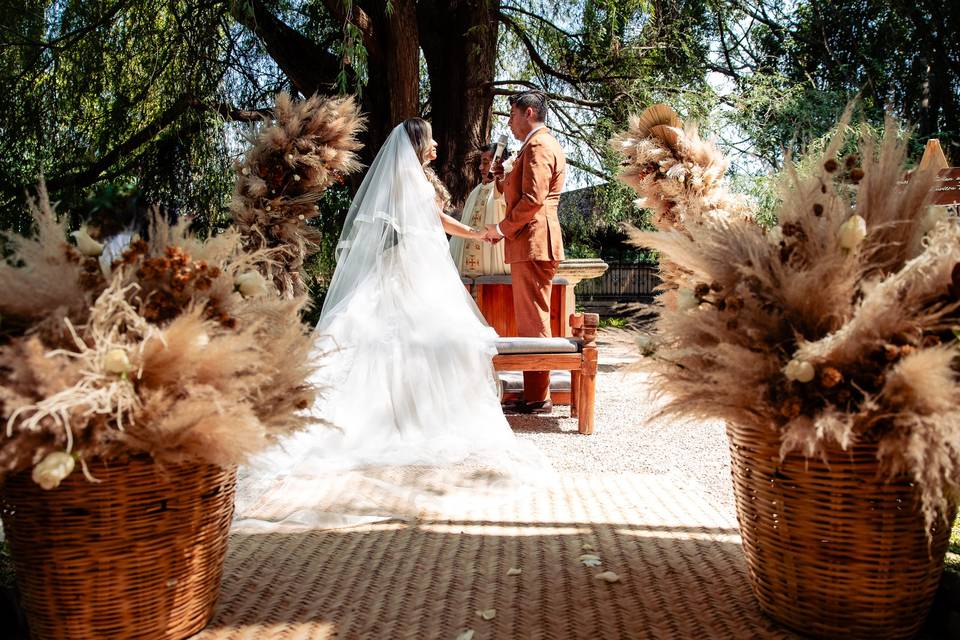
402, 117, 452, 212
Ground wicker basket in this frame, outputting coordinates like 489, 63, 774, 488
0, 456, 236, 640
727, 421, 954, 639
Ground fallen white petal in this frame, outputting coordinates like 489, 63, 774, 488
476, 609, 496, 621
595, 571, 620, 583
455, 630, 475, 640
507, 567, 522, 576
581, 543, 595, 551
579, 554, 602, 567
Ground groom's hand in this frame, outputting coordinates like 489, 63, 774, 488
483, 225, 503, 243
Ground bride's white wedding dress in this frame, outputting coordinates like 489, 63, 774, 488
234, 125, 550, 530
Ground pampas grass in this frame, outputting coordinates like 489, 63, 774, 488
230, 93, 365, 297
0, 191, 318, 485
614, 105, 959, 532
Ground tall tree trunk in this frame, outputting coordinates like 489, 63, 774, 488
418, 0, 500, 209
359, 0, 422, 161
237, 0, 497, 205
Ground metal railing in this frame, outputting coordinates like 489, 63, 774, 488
575, 263, 660, 300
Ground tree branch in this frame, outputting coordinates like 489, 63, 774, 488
189, 98, 273, 122
567, 157, 610, 181
490, 84, 609, 109
496, 11, 581, 85
230, 0, 341, 95
499, 4, 582, 40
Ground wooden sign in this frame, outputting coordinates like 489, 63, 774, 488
930, 168, 960, 206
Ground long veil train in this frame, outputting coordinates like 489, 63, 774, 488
234, 124, 551, 530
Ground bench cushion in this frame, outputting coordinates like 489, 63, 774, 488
495, 337, 581, 354
473, 275, 570, 286
498, 370, 571, 392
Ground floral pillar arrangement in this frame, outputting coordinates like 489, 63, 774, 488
613, 104, 958, 639
231, 92, 365, 298
0, 92, 365, 640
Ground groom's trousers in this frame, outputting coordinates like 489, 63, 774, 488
511, 259, 560, 403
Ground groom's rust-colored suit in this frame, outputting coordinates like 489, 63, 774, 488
499, 127, 566, 403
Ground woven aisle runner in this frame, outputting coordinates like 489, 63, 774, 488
193, 472, 798, 639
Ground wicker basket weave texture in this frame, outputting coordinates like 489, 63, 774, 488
727, 421, 953, 640
0, 456, 236, 640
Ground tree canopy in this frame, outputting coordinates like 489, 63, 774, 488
1, 0, 956, 255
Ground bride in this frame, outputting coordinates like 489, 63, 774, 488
235, 119, 551, 529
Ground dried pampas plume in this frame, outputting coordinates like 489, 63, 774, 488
0, 190, 320, 482
610, 103, 750, 231
231, 92, 366, 297
611, 103, 959, 532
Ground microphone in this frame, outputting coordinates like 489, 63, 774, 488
487, 134, 508, 179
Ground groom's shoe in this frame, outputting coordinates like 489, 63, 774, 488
501, 399, 528, 414
514, 399, 554, 415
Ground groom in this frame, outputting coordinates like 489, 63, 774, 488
484, 91, 566, 414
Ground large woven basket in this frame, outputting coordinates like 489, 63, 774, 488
0, 456, 236, 640
727, 421, 954, 639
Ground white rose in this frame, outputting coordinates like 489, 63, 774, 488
767, 225, 784, 246
102, 348, 131, 374
31, 451, 76, 490
838, 215, 867, 250
676, 288, 699, 311
72, 226, 104, 256
501, 156, 515, 174
784, 358, 815, 383
236, 271, 269, 298
921, 206, 949, 236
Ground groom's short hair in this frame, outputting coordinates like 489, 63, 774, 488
508, 91, 548, 122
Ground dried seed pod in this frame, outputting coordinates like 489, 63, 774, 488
820, 367, 843, 388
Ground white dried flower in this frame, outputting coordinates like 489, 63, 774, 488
784, 358, 815, 383
293, 174, 301, 182
102, 348, 131, 375
265, 205, 272, 212
920, 206, 949, 237
298, 214, 305, 221
838, 214, 867, 250
72, 226, 104, 256
579, 553, 602, 567
236, 271, 269, 298
767, 225, 784, 246
594, 571, 621, 583
676, 288, 699, 311
241, 167, 251, 176
286, 153, 294, 162
32, 452, 76, 490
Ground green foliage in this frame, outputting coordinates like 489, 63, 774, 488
724, 1, 960, 167
301, 182, 353, 326
0, 1, 241, 229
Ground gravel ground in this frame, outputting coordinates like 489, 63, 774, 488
509, 327, 736, 515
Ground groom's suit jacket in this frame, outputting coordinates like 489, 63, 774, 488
499, 127, 566, 264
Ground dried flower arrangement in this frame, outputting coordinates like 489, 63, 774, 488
613, 104, 959, 531
230, 93, 365, 297
0, 93, 366, 490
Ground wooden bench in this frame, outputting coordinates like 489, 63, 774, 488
492, 313, 599, 435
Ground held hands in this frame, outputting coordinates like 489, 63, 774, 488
481, 224, 503, 244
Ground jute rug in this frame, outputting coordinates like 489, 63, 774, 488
193, 472, 799, 639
